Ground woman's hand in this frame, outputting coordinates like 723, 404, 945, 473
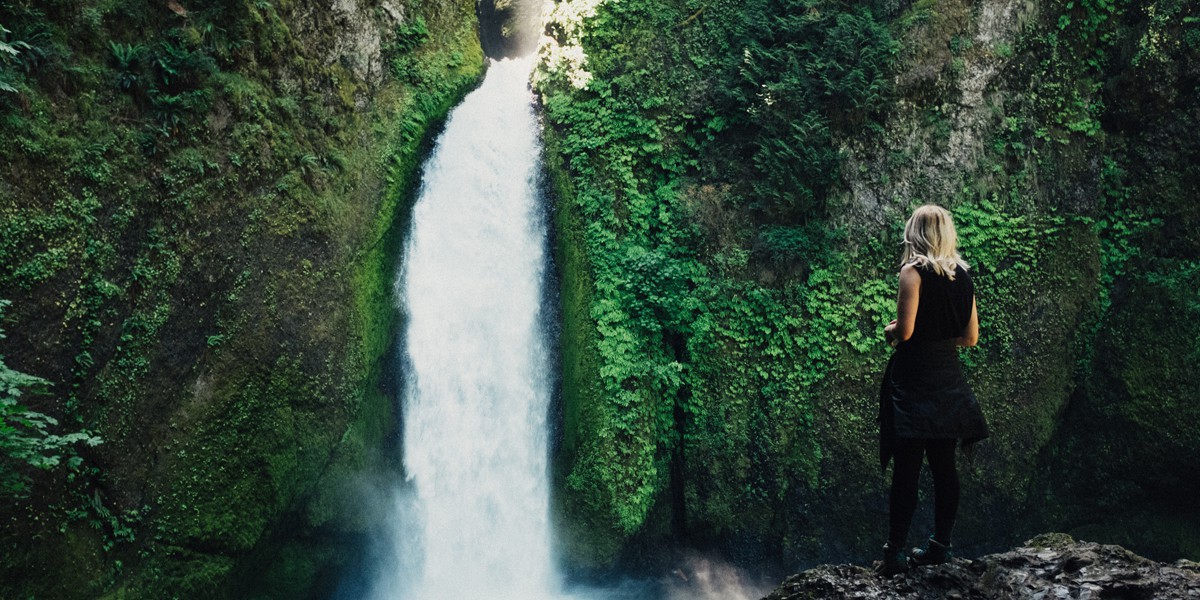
884, 319, 898, 347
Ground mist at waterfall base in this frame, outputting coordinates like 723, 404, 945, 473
329, 57, 772, 600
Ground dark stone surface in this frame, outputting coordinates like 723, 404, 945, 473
763, 534, 1200, 600
477, 0, 541, 58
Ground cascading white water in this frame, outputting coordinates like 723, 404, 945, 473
370, 57, 561, 600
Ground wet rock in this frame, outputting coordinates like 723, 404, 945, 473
763, 534, 1200, 600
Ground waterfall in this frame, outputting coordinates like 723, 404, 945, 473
371, 56, 560, 600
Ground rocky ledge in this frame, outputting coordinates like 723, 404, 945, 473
764, 534, 1200, 599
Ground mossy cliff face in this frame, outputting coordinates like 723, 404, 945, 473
537, 0, 1199, 571
478, 0, 543, 58
0, 0, 482, 597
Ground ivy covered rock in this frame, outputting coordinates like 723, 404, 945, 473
540, 0, 1200, 570
0, 0, 484, 597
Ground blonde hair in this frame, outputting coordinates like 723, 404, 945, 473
900, 204, 969, 280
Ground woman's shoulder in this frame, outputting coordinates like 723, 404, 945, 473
898, 262, 922, 290
902, 259, 939, 281
899, 261, 924, 282
904, 259, 972, 284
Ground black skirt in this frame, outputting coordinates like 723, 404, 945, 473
879, 339, 989, 472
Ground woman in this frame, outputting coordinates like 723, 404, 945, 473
876, 204, 988, 576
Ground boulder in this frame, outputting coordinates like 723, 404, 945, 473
764, 534, 1200, 600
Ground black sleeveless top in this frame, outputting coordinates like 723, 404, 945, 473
908, 262, 974, 343
878, 260, 988, 468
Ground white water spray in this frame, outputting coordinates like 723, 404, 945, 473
372, 57, 560, 600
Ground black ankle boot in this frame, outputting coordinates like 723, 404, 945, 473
909, 536, 952, 566
874, 542, 910, 577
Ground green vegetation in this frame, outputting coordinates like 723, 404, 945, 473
1, 300, 102, 496
537, 0, 909, 563
0, 0, 483, 597
728, 0, 897, 223
539, 0, 1200, 567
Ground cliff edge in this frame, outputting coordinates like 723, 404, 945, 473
764, 534, 1200, 599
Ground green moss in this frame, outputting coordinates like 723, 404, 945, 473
1036, 261, 1200, 561
1068, 509, 1200, 562
1023, 532, 1076, 549
543, 124, 622, 567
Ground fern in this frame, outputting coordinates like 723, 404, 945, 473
0, 300, 102, 497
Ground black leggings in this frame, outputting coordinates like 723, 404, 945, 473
888, 437, 959, 547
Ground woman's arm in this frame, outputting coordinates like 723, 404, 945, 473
884, 263, 920, 345
955, 296, 979, 347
